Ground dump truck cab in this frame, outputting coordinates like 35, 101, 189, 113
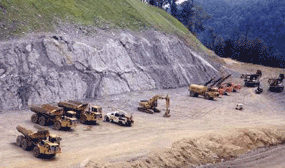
58, 101, 103, 124
33, 139, 61, 158
81, 105, 103, 123
49, 134, 62, 145
91, 106, 102, 113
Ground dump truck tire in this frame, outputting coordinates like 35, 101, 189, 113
204, 94, 210, 100
190, 91, 195, 97
49, 154, 55, 158
79, 116, 87, 124
54, 121, 61, 130
33, 146, 40, 158
21, 138, 28, 150
39, 116, 46, 126
31, 114, 38, 123
104, 116, 109, 122
16, 135, 24, 147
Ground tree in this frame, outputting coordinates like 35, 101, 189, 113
177, 0, 211, 35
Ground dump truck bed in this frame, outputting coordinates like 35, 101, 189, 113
16, 125, 49, 139
30, 104, 62, 116
58, 101, 88, 111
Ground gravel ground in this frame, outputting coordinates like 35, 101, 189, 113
0, 60, 285, 168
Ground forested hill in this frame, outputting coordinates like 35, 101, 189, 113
195, 0, 285, 68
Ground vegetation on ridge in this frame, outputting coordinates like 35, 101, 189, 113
0, 0, 210, 53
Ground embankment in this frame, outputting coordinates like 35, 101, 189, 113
86, 127, 285, 167
0, 30, 221, 110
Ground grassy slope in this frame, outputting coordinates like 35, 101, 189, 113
0, 0, 209, 53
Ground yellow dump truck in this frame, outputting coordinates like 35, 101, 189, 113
58, 100, 103, 124
188, 84, 220, 100
30, 104, 77, 130
16, 125, 61, 158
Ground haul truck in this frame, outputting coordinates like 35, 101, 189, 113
30, 104, 77, 130
58, 100, 103, 124
16, 125, 61, 158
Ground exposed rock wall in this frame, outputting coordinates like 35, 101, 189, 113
0, 30, 220, 109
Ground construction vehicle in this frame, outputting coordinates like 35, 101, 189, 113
30, 104, 77, 130
268, 74, 284, 92
205, 75, 232, 96
58, 100, 103, 124
104, 111, 134, 126
188, 84, 220, 100
206, 76, 227, 96
236, 103, 243, 110
240, 70, 262, 87
16, 125, 61, 158
255, 86, 263, 94
138, 95, 170, 115
222, 82, 242, 92
204, 77, 216, 86
216, 74, 233, 95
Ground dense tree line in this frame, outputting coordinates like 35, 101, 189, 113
147, 0, 285, 68
197, 0, 285, 68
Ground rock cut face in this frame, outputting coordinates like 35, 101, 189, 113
0, 31, 219, 109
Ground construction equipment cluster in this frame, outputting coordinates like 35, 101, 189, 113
14, 70, 284, 159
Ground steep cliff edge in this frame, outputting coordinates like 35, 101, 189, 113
0, 30, 220, 110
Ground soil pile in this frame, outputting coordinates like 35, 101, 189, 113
86, 127, 285, 168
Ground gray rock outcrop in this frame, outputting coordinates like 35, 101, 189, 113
0, 30, 220, 110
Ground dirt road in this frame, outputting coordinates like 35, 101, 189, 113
1, 75, 285, 168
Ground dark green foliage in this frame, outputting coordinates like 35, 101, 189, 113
195, 0, 285, 68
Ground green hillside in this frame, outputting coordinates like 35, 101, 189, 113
0, 0, 209, 52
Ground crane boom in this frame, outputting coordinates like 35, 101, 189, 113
216, 74, 232, 86
204, 77, 216, 86
209, 77, 223, 87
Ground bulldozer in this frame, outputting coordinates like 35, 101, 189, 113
58, 100, 103, 124
138, 95, 170, 117
268, 74, 284, 92
16, 125, 61, 158
30, 104, 77, 130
